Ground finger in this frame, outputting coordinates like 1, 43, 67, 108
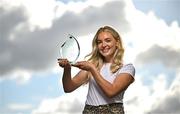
71, 63, 78, 67
71, 62, 80, 67
57, 58, 63, 61
57, 58, 68, 61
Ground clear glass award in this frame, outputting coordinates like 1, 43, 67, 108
58, 34, 80, 64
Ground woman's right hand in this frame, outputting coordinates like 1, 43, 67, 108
57, 58, 71, 69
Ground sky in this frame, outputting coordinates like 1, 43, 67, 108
0, 0, 180, 114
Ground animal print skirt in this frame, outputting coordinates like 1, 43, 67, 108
83, 103, 124, 114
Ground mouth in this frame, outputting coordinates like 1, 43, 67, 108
101, 48, 110, 53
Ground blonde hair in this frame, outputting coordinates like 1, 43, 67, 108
86, 26, 124, 73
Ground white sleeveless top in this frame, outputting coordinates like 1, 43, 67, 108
85, 63, 135, 106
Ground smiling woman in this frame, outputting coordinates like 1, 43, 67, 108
58, 26, 135, 114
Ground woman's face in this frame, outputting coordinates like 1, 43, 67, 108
97, 31, 117, 62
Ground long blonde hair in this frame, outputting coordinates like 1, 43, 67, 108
86, 26, 124, 73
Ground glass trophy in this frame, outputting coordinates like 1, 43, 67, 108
58, 34, 80, 64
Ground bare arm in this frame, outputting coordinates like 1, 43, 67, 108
90, 67, 134, 98
58, 59, 89, 93
73, 61, 134, 98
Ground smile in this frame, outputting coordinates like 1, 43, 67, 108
101, 48, 110, 53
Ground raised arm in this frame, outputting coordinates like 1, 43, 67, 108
58, 59, 89, 93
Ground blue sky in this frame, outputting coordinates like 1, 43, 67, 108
0, 0, 180, 114
0, 72, 61, 114
133, 0, 180, 25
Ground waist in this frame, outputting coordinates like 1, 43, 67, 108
85, 103, 123, 109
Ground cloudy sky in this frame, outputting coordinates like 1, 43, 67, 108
0, 0, 180, 114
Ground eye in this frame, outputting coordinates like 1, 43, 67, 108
97, 40, 102, 44
105, 38, 111, 43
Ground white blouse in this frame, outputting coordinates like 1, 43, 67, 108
85, 63, 135, 106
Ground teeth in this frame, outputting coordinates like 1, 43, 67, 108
102, 49, 109, 53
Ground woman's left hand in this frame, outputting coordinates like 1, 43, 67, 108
72, 61, 95, 71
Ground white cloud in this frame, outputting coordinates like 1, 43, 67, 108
146, 74, 180, 114
123, 4, 180, 69
3, 0, 58, 29
11, 70, 32, 84
0, 0, 129, 78
2, 0, 116, 29
32, 86, 88, 114
0, 69, 31, 84
124, 75, 150, 114
5, 103, 33, 114
130, 13, 180, 111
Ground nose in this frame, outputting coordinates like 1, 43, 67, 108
102, 41, 107, 47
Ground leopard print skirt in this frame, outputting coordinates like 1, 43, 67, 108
82, 103, 124, 114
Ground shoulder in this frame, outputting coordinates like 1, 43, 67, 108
118, 63, 135, 77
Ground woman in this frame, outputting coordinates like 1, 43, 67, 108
58, 26, 135, 114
